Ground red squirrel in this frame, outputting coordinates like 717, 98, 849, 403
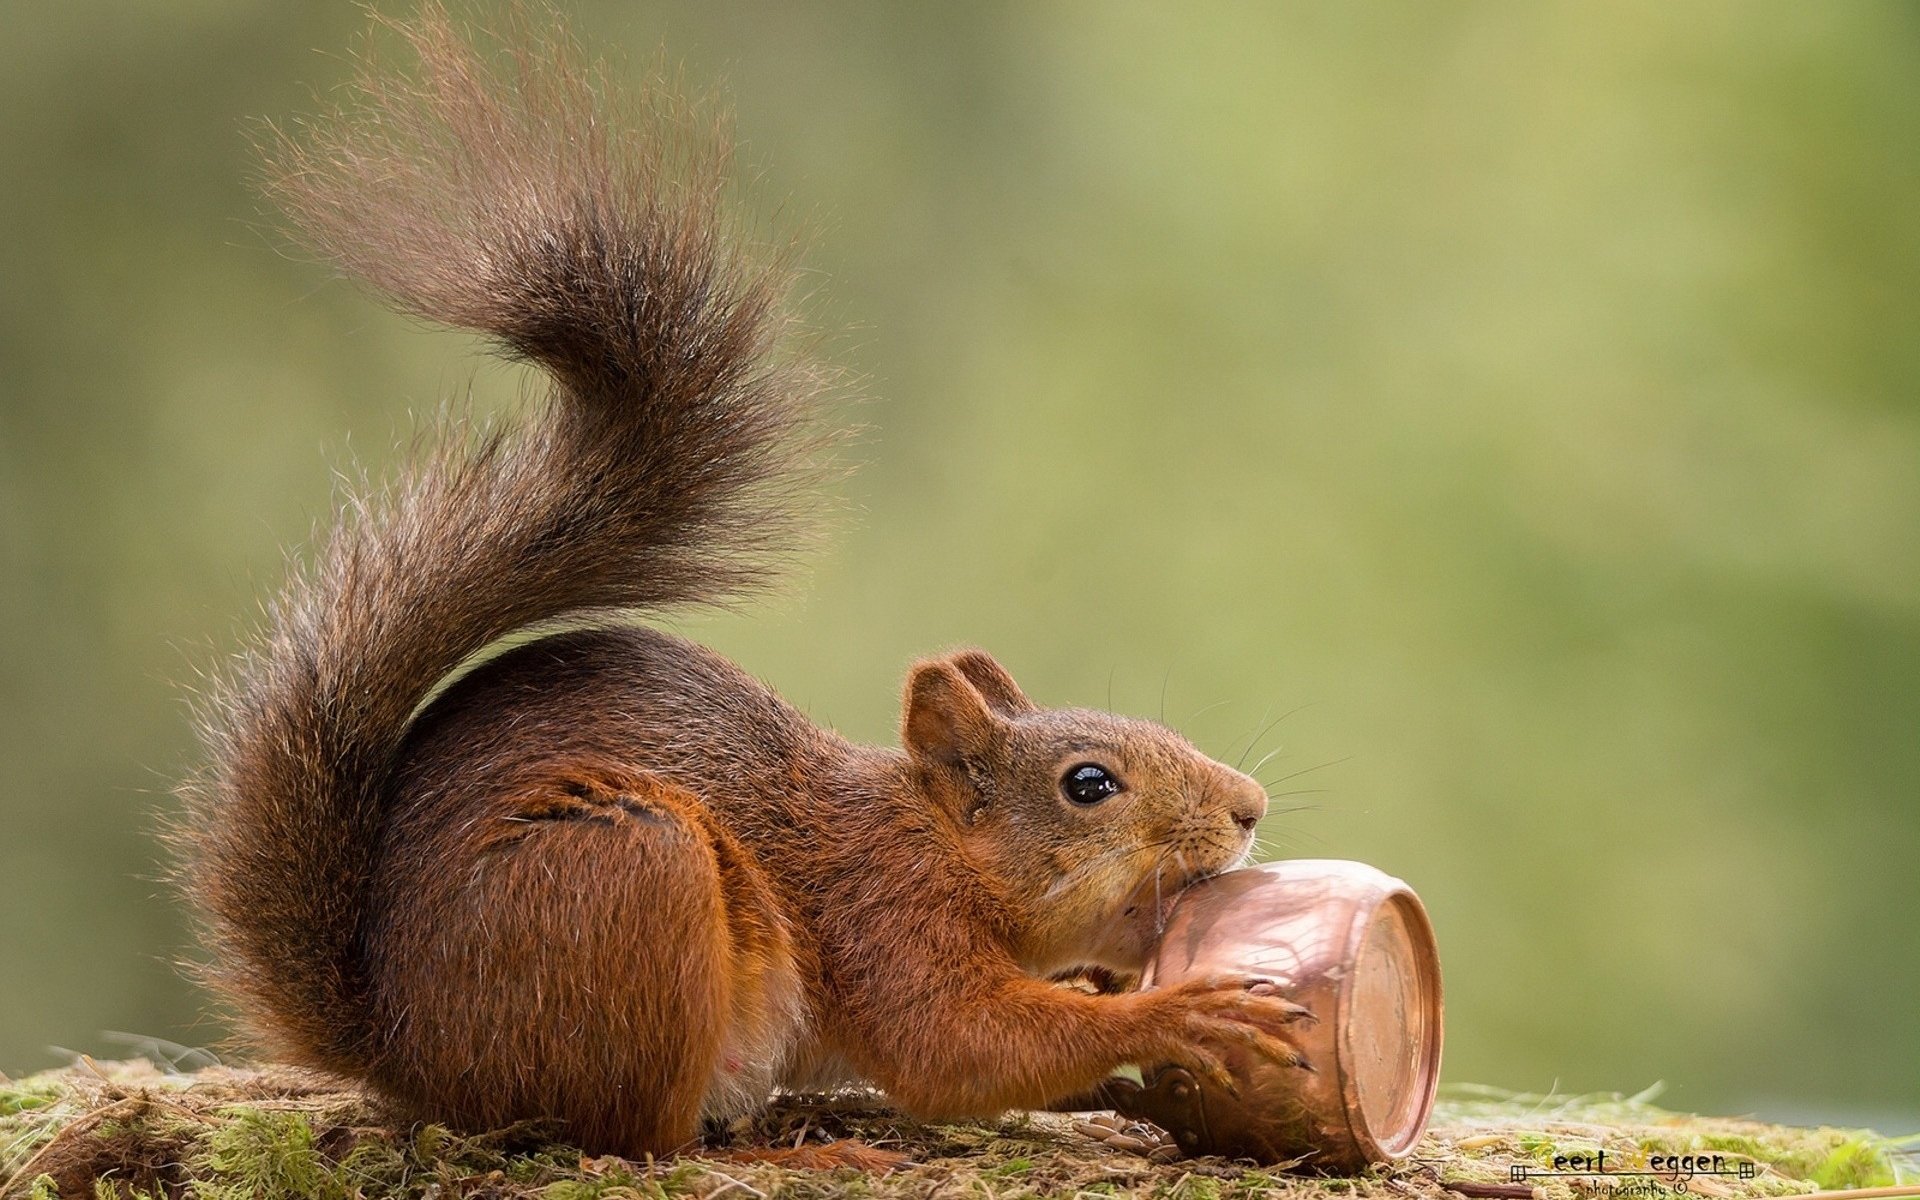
178, 3, 1311, 1162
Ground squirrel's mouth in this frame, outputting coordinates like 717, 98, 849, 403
1119, 862, 1225, 933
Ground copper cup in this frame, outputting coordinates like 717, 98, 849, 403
1110, 859, 1443, 1172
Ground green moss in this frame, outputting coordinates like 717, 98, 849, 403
1166, 1177, 1222, 1200
1811, 1135, 1896, 1190
1, 1082, 64, 1118
410, 1122, 454, 1162
0, 1064, 1909, 1200
197, 1109, 333, 1200
1694, 1132, 1773, 1160
538, 1177, 645, 1200
1229, 1171, 1292, 1199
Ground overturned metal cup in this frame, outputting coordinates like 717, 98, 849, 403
1110, 859, 1444, 1172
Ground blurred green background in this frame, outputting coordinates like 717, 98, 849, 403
2, 1, 1916, 1129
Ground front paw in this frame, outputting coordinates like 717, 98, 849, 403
1148, 975, 1317, 1093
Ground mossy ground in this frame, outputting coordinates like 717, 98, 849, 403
1, 1062, 1911, 1200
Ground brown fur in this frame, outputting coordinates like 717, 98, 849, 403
178, 3, 1309, 1161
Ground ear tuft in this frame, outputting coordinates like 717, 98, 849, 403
946, 649, 1035, 718
902, 659, 999, 769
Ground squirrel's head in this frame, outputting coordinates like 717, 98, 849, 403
901, 649, 1268, 978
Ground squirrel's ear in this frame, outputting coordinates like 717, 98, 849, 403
903, 659, 1002, 771
946, 649, 1036, 718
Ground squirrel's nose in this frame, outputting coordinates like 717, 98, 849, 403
1225, 772, 1268, 833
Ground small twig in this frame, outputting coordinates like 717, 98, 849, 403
3, 1095, 151, 1198
703, 1170, 768, 1200
76, 1055, 115, 1084
1441, 1183, 1539, 1200
1764, 1189, 1920, 1200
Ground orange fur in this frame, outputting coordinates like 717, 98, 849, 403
177, 3, 1308, 1161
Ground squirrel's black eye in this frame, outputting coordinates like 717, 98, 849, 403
1062, 763, 1123, 805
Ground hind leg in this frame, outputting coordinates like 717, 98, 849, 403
369, 764, 800, 1157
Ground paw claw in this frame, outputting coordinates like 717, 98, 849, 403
1192, 1054, 1240, 1098
1245, 1031, 1308, 1071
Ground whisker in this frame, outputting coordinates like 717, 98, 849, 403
1159, 849, 1196, 934
1067, 830, 1199, 897
1040, 834, 1183, 900
1227, 708, 1272, 768
1235, 704, 1311, 770
1246, 742, 1289, 778
1262, 826, 1330, 852
1185, 698, 1233, 726
1259, 792, 1327, 809
1262, 756, 1351, 788
1262, 802, 1324, 819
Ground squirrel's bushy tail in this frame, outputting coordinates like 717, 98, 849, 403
178, 3, 835, 1075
